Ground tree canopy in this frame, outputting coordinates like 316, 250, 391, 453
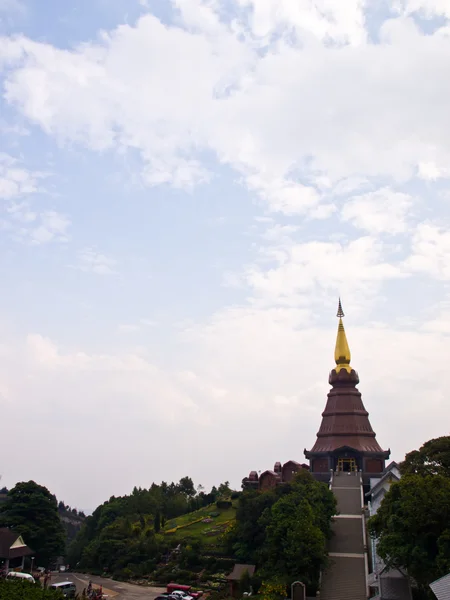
67, 476, 221, 577
370, 436, 450, 594
0, 481, 66, 566
227, 470, 336, 593
400, 435, 450, 478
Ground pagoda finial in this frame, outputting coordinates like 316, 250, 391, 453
334, 299, 352, 373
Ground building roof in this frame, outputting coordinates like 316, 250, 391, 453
430, 572, 450, 599
227, 564, 256, 581
0, 528, 34, 559
366, 462, 400, 498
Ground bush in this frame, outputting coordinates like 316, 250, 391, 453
216, 500, 232, 509
0, 579, 62, 599
230, 492, 241, 500
113, 567, 133, 581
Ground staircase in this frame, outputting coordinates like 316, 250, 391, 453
319, 471, 368, 600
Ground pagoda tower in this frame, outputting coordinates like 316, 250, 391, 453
304, 300, 389, 482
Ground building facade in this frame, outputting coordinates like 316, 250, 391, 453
242, 460, 309, 491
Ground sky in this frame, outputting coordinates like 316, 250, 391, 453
1, 0, 450, 511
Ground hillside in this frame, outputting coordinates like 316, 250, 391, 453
164, 501, 237, 546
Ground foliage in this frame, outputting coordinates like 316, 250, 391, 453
68, 477, 231, 576
400, 436, 450, 478
0, 579, 63, 599
58, 502, 86, 549
227, 470, 336, 593
164, 504, 236, 544
259, 579, 287, 600
369, 473, 450, 592
0, 481, 66, 565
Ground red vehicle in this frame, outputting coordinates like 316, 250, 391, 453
167, 584, 203, 599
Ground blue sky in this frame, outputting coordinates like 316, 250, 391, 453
1, 0, 450, 510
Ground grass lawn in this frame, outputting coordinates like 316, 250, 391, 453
164, 502, 237, 544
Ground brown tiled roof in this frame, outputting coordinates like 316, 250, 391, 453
227, 564, 256, 581
307, 368, 387, 456
0, 528, 34, 559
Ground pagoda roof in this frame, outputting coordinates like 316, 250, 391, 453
305, 300, 388, 459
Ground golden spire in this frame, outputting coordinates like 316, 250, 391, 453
334, 298, 352, 373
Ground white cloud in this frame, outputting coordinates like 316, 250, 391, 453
2, 0, 450, 511
1, 5, 450, 215
27, 210, 70, 244
341, 188, 413, 234
418, 161, 450, 181
117, 324, 140, 334
394, 0, 450, 19
0, 153, 41, 199
244, 235, 405, 311
404, 223, 450, 280
233, 0, 367, 45
76, 248, 117, 275
0, 155, 69, 244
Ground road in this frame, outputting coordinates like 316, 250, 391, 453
51, 572, 166, 600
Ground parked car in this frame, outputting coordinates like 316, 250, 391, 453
167, 584, 203, 600
7, 572, 35, 584
49, 581, 77, 598
171, 591, 194, 600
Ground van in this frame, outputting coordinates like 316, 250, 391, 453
7, 571, 36, 583
50, 581, 77, 598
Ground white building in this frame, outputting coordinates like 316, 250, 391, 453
366, 462, 411, 600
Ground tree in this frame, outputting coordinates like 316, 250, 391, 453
260, 489, 329, 589
0, 481, 65, 565
217, 481, 232, 498
227, 470, 335, 594
154, 512, 161, 533
369, 474, 450, 593
400, 436, 450, 478
178, 477, 196, 497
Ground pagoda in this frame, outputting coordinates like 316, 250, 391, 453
304, 300, 389, 483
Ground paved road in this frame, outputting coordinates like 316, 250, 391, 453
51, 573, 166, 600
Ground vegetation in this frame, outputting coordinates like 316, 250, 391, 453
226, 470, 336, 594
0, 579, 62, 599
0, 472, 335, 597
400, 435, 450, 478
57, 501, 86, 550
0, 481, 66, 565
369, 436, 450, 598
164, 502, 237, 544
68, 477, 230, 579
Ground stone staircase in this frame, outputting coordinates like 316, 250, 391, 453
319, 471, 368, 600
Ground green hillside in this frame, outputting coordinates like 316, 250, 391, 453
164, 501, 237, 545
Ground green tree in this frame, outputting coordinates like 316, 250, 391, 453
400, 436, 450, 478
217, 481, 232, 498
154, 512, 161, 533
261, 495, 326, 588
0, 481, 65, 566
227, 470, 335, 594
178, 477, 196, 497
369, 474, 450, 593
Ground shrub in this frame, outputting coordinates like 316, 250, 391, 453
216, 500, 232, 509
